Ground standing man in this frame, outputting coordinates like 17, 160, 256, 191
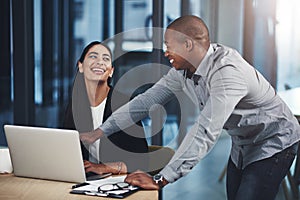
81, 15, 300, 199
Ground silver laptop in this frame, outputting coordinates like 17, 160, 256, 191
4, 125, 86, 183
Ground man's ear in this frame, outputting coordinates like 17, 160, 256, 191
185, 39, 193, 51
78, 61, 84, 73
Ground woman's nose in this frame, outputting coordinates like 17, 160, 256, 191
97, 60, 105, 66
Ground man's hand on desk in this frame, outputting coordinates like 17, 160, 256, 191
125, 171, 169, 190
80, 128, 104, 144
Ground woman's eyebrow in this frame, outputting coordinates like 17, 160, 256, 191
88, 52, 99, 56
102, 53, 111, 58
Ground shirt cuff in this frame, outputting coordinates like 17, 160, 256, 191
159, 164, 180, 183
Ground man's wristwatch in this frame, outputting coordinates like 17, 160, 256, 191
153, 174, 164, 188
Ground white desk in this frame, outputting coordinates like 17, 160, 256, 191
278, 87, 300, 119
0, 174, 158, 200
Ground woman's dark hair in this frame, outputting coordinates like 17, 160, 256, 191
78, 41, 113, 64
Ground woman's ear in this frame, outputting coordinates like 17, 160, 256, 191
78, 61, 84, 73
109, 67, 114, 77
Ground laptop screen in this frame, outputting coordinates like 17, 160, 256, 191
4, 125, 86, 183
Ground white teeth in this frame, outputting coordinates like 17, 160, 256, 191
92, 68, 105, 73
170, 59, 174, 64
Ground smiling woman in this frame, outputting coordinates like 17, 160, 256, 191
77, 42, 114, 106
63, 41, 149, 177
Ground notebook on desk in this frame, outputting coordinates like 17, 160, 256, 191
4, 124, 104, 183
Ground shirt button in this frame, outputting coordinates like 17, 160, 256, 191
200, 102, 204, 106
204, 129, 207, 134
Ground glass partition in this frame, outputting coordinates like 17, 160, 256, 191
276, 0, 300, 91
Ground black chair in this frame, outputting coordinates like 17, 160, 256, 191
147, 145, 174, 176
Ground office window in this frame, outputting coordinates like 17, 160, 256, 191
73, 0, 103, 52
120, 0, 180, 52
33, 0, 110, 128
34, 0, 74, 127
0, 0, 12, 146
122, 0, 153, 51
276, 0, 300, 91
165, 0, 180, 26
34, 0, 42, 104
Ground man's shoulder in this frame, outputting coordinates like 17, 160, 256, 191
211, 43, 244, 68
212, 43, 241, 59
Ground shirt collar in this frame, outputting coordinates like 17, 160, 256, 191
194, 44, 214, 77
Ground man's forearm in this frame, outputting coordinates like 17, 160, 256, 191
100, 83, 174, 136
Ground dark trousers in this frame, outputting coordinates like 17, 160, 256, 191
226, 143, 298, 200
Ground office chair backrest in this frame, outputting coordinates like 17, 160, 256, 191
148, 145, 175, 175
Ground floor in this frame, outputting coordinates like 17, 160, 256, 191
161, 132, 291, 200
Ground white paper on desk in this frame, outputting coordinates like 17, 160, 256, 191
72, 175, 126, 192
